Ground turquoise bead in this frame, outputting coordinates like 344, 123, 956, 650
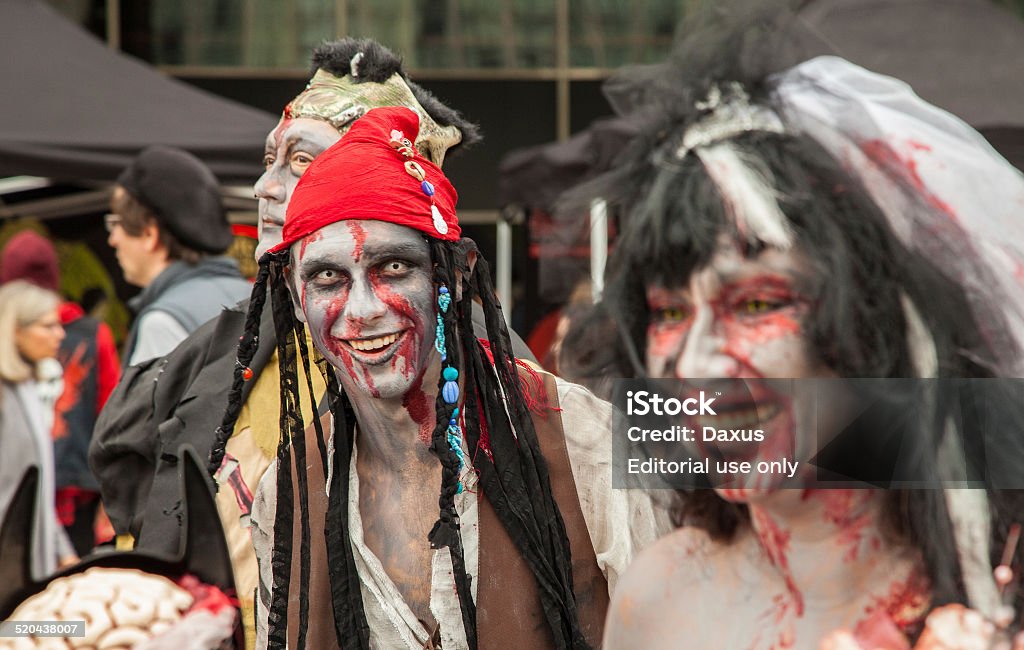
442, 380, 459, 404
443, 367, 459, 381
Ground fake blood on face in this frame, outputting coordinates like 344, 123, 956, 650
292, 220, 435, 401
299, 229, 323, 259
347, 221, 367, 263
646, 269, 810, 381
370, 277, 426, 382
645, 243, 835, 498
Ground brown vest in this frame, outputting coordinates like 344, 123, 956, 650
285, 371, 608, 648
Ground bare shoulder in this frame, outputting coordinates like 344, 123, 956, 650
604, 527, 717, 649
617, 526, 716, 589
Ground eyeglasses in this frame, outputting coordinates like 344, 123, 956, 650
104, 213, 122, 233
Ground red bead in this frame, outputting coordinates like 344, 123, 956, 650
242, 367, 254, 381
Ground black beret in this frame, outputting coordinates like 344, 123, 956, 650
116, 146, 233, 254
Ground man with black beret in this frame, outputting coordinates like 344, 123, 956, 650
107, 145, 251, 365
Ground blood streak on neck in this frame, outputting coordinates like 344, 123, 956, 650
401, 374, 434, 444
816, 490, 882, 562
751, 508, 805, 617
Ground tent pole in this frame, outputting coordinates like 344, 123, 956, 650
496, 219, 512, 327
106, 0, 120, 51
590, 198, 608, 303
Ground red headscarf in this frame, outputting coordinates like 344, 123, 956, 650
272, 106, 460, 253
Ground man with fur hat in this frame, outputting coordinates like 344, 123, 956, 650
107, 145, 251, 365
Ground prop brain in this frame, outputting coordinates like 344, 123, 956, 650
1, 567, 234, 650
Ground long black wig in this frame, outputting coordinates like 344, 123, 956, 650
560, 0, 1024, 628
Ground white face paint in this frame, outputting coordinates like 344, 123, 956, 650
253, 117, 342, 260
289, 220, 436, 400
645, 237, 836, 499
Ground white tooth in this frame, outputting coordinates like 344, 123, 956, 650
350, 334, 400, 352
756, 403, 776, 421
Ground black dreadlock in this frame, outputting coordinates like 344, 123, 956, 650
441, 239, 589, 649
212, 237, 589, 649
208, 260, 272, 478
265, 254, 305, 649
211, 251, 370, 650
425, 239, 476, 646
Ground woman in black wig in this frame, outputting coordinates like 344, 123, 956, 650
561, 8, 1024, 650
213, 106, 662, 650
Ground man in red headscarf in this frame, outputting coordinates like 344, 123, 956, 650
214, 107, 664, 650
90, 38, 496, 646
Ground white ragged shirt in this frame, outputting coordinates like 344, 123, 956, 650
250, 376, 669, 649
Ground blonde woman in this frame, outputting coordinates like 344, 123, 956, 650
0, 280, 76, 577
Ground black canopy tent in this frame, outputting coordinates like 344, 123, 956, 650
499, 0, 1024, 307
0, 0, 280, 316
0, 0, 278, 186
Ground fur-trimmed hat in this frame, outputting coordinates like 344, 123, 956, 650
284, 38, 481, 167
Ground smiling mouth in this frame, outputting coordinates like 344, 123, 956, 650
339, 331, 407, 365
346, 332, 401, 352
693, 401, 781, 430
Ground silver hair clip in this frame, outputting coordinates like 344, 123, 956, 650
676, 82, 785, 159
